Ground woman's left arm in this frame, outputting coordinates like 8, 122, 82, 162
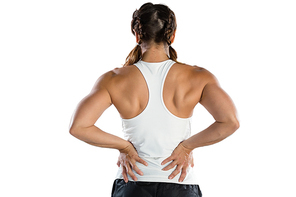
69, 72, 148, 181
69, 72, 129, 150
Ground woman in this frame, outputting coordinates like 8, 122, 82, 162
69, 3, 239, 197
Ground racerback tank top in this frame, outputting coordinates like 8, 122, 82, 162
115, 59, 198, 184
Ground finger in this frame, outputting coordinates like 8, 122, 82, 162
117, 160, 120, 167
191, 157, 194, 167
162, 160, 178, 171
122, 165, 128, 183
136, 157, 148, 166
131, 163, 144, 176
168, 164, 182, 180
126, 164, 138, 181
161, 156, 174, 165
178, 166, 188, 182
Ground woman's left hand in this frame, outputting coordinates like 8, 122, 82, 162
161, 142, 194, 182
117, 142, 148, 183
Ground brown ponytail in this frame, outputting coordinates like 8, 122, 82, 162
124, 3, 181, 66
168, 46, 178, 62
124, 44, 142, 67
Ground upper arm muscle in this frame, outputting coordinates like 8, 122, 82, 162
199, 73, 238, 123
70, 74, 112, 129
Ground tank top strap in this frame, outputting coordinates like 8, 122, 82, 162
133, 59, 175, 92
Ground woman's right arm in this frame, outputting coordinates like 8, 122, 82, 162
162, 69, 239, 181
182, 70, 240, 149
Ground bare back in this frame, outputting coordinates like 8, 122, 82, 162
104, 62, 211, 119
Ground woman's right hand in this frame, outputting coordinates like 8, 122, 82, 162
117, 142, 148, 183
161, 142, 194, 182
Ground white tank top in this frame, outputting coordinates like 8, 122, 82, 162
115, 59, 198, 184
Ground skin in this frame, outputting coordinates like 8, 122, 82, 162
69, 30, 240, 183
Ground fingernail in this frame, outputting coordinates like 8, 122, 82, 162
169, 176, 172, 179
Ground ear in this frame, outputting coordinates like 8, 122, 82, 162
170, 30, 176, 44
133, 29, 140, 43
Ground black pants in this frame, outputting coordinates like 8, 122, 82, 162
111, 179, 202, 197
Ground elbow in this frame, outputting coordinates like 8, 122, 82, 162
220, 118, 240, 137
69, 119, 83, 137
69, 125, 80, 137
232, 118, 240, 131
69, 117, 77, 137
69, 126, 76, 136
228, 118, 240, 135
69, 125, 91, 139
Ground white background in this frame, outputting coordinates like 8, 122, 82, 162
1, 0, 295, 196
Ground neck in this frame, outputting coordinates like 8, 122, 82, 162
140, 42, 170, 63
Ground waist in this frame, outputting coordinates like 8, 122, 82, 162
115, 157, 198, 184
125, 134, 189, 157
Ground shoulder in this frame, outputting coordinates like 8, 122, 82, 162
192, 66, 218, 84
91, 65, 137, 90
173, 62, 218, 85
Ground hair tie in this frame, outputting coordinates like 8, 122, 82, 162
137, 40, 142, 46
